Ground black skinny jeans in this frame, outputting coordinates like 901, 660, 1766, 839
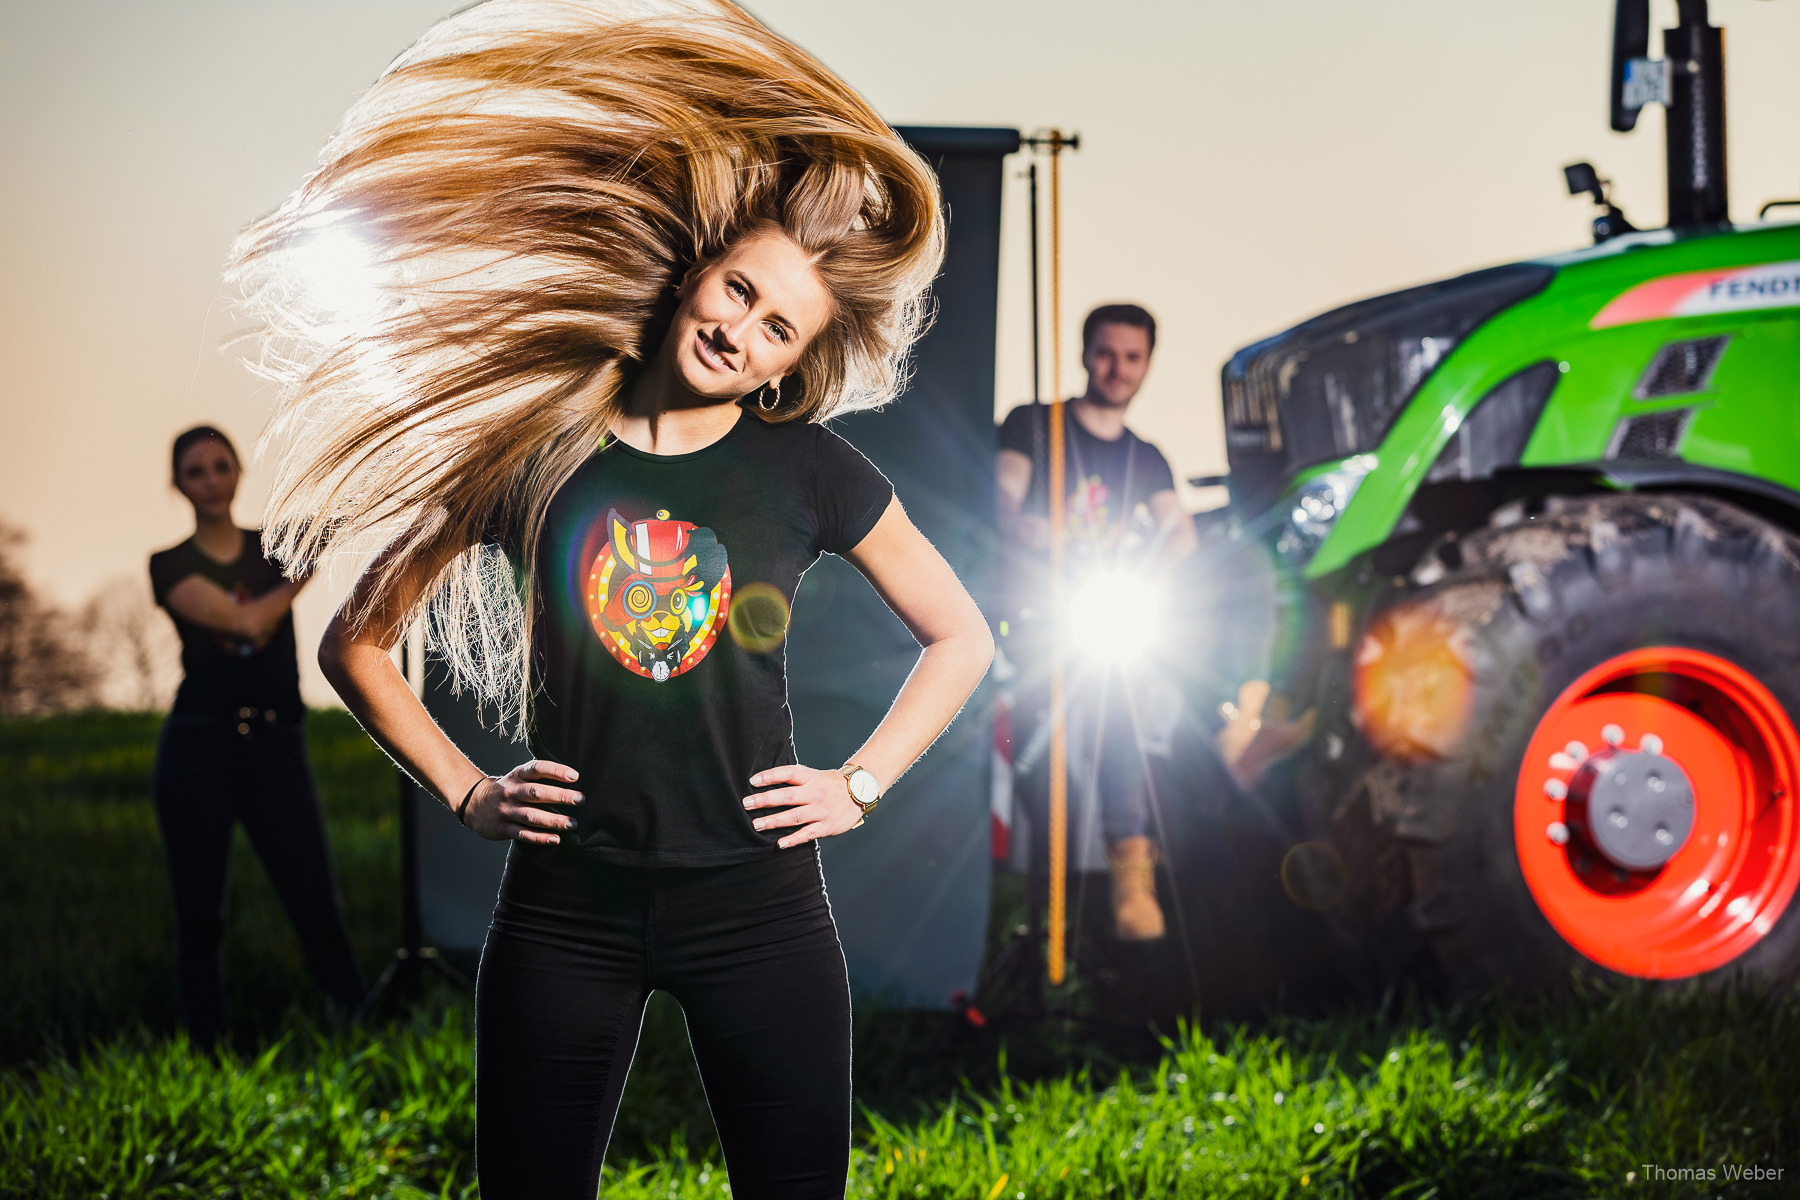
475, 840, 851, 1200
151, 714, 365, 1045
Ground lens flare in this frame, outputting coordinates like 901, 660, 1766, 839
1281, 841, 1348, 911
1068, 567, 1165, 663
727, 581, 790, 654
1352, 600, 1476, 761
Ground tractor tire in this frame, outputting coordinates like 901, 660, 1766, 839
1298, 492, 1800, 996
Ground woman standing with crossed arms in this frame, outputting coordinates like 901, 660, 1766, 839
150, 426, 365, 1047
229, 2, 991, 1195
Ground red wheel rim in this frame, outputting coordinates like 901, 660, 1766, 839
1513, 647, 1800, 978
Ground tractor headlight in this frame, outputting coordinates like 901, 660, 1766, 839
1068, 566, 1167, 664
1275, 455, 1377, 565
1221, 263, 1553, 522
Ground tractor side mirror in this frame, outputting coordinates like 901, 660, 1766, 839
1563, 161, 1637, 245
1564, 162, 1603, 203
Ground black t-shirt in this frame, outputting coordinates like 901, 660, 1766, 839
997, 401, 1177, 563
529, 411, 893, 867
149, 529, 305, 722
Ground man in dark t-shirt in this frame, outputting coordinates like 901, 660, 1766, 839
996, 303, 1197, 941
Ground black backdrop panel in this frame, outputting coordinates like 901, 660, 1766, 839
791, 127, 1015, 1007
417, 654, 514, 953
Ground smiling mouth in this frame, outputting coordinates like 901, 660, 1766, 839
694, 331, 732, 373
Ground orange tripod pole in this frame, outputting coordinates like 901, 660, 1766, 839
1045, 129, 1069, 987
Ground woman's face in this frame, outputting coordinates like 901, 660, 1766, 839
665, 228, 832, 403
174, 439, 240, 521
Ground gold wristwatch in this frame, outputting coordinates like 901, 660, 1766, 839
840, 763, 881, 826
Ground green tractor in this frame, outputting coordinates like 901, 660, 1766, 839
1223, 0, 1800, 995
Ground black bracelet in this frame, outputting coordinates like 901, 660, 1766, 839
455, 776, 488, 827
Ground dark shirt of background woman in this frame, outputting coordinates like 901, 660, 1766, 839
149, 530, 305, 722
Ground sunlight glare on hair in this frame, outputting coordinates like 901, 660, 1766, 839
291, 222, 383, 321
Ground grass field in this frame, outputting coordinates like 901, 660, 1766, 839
2, 710, 1796, 1197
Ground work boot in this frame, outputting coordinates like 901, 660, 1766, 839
1108, 836, 1166, 941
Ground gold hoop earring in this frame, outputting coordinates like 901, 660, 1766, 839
757, 380, 781, 412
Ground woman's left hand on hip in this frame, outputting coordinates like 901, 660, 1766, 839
742, 765, 862, 847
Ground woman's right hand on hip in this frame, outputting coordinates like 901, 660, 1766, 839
464, 761, 582, 845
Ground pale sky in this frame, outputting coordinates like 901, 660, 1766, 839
3, 0, 1798, 704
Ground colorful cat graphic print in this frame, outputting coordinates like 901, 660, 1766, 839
1066, 475, 1115, 548
585, 508, 731, 682
1067, 475, 1158, 558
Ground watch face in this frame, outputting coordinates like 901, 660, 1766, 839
849, 769, 879, 806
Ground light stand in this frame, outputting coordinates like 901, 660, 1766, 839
1024, 128, 1078, 988
966, 130, 1082, 1030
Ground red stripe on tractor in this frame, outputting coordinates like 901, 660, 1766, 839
1590, 267, 1737, 329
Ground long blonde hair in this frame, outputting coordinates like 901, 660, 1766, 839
230, 0, 944, 734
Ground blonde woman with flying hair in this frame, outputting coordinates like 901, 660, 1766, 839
229, 1, 992, 1194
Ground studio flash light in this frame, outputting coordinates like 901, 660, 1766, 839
1067, 565, 1167, 665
